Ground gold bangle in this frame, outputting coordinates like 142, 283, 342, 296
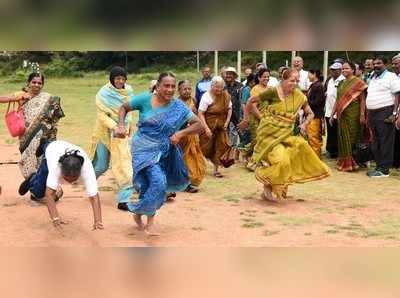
51, 217, 60, 222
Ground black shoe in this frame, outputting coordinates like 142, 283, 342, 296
18, 174, 33, 196
30, 194, 41, 202
117, 202, 129, 211
185, 185, 199, 193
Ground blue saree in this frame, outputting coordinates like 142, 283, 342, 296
127, 96, 193, 216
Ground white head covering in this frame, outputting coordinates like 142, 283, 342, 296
211, 75, 225, 87
392, 53, 400, 61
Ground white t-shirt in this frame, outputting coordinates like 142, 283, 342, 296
45, 140, 98, 197
267, 76, 279, 88
298, 69, 311, 91
198, 91, 232, 112
325, 75, 345, 117
366, 70, 400, 110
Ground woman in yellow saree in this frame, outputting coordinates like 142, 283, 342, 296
245, 68, 271, 170
329, 62, 367, 172
89, 66, 135, 211
177, 80, 206, 192
239, 69, 330, 201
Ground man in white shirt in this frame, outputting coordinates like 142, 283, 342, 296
391, 54, 400, 168
292, 56, 310, 92
366, 56, 400, 177
324, 62, 345, 158
393, 54, 400, 78
18, 140, 103, 230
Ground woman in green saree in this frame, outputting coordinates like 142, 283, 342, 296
329, 62, 367, 172
239, 68, 330, 201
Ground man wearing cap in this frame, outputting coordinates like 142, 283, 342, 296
325, 62, 345, 159
224, 67, 243, 148
292, 56, 310, 93
195, 66, 212, 109
367, 56, 400, 177
392, 54, 400, 168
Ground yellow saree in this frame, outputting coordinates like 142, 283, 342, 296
244, 84, 269, 170
89, 83, 134, 202
253, 87, 330, 199
178, 97, 206, 186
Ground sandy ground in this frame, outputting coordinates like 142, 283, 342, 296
1, 141, 400, 247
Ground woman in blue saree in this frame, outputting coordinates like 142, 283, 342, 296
115, 72, 203, 236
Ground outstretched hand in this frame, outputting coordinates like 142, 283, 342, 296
113, 126, 127, 138
238, 119, 249, 131
170, 133, 182, 145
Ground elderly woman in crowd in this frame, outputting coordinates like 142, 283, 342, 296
198, 76, 232, 178
177, 80, 206, 193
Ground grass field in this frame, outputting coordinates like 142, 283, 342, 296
1, 71, 400, 245
0, 71, 200, 148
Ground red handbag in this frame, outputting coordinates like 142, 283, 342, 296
5, 101, 26, 137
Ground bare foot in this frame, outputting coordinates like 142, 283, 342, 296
133, 214, 145, 231
261, 191, 278, 203
144, 225, 160, 236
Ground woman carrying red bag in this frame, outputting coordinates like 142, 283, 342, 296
0, 72, 64, 201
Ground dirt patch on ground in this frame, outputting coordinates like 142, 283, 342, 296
1, 141, 400, 247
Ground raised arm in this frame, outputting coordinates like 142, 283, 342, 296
114, 102, 133, 138
170, 115, 204, 145
0, 92, 31, 104
238, 95, 261, 130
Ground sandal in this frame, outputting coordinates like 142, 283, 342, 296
185, 185, 199, 193
213, 172, 223, 178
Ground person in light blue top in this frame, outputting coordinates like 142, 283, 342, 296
195, 66, 212, 108
115, 72, 204, 236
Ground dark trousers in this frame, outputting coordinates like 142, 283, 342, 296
26, 140, 50, 199
393, 129, 400, 168
368, 105, 395, 171
27, 158, 48, 199
325, 117, 338, 158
